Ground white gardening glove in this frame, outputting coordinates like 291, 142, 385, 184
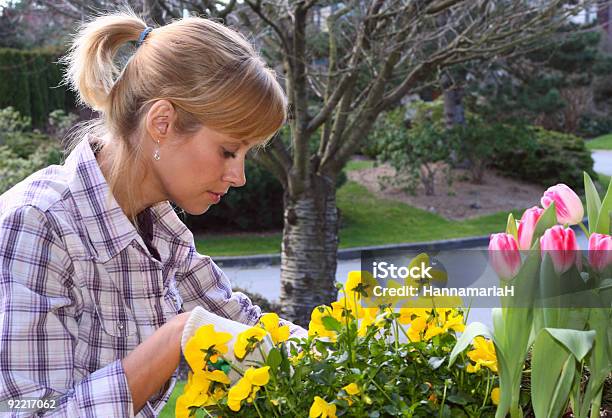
181, 306, 274, 382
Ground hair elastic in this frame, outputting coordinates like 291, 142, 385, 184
136, 27, 153, 47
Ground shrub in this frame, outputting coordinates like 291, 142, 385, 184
374, 103, 452, 196
448, 117, 528, 184
0, 106, 31, 144
577, 113, 612, 138
0, 107, 64, 194
491, 127, 595, 190
0, 139, 63, 194
47, 109, 79, 140
361, 108, 406, 159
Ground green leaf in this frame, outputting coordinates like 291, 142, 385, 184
595, 176, 612, 234
584, 172, 602, 233
544, 328, 596, 361
506, 213, 518, 242
448, 322, 493, 366
531, 203, 557, 247
579, 308, 612, 417
531, 330, 577, 418
266, 347, 282, 371
446, 393, 475, 406
321, 316, 342, 332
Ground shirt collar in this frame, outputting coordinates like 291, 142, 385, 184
66, 137, 193, 263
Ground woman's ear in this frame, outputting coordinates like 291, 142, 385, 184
145, 100, 177, 142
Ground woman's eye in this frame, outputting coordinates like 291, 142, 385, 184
223, 149, 237, 159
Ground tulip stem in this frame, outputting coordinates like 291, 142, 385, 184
578, 222, 590, 238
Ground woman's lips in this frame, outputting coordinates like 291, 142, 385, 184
208, 191, 222, 203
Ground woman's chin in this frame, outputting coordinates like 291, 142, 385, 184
174, 199, 211, 216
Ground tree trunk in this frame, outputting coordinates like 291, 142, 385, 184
279, 174, 339, 326
443, 86, 465, 129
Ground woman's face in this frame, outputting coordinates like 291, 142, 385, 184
146, 101, 259, 216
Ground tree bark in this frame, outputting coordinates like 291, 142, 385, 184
443, 86, 465, 129
280, 173, 338, 326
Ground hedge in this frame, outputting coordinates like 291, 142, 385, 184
0, 48, 76, 128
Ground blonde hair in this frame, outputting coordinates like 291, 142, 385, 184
61, 9, 287, 227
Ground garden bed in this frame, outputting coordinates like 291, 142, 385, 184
347, 161, 546, 220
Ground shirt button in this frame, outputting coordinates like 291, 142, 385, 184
117, 322, 125, 331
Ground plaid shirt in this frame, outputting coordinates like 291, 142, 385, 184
0, 137, 305, 417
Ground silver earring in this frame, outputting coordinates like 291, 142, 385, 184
153, 139, 160, 161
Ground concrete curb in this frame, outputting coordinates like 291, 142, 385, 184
213, 235, 491, 268
211, 219, 589, 268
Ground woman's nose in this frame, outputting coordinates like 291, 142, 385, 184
223, 159, 246, 187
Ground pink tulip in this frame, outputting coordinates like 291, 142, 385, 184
517, 206, 544, 250
588, 233, 612, 272
540, 226, 580, 274
541, 184, 584, 226
489, 233, 521, 280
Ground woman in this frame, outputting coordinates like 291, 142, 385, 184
0, 10, 305, 418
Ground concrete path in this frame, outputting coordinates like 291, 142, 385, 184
592, 150, 612, 176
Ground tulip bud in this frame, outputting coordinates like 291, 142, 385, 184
588, 233, 612, 272
540, 184, 584, 226
540, 225, 580, 274
488, 233, 521, 280
517, 206, 544, 250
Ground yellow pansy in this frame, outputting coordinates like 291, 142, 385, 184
404, 253, 430, 286
227, 377, 251, 411
398, 307, 417, 325
234, 326, 268, 359
466, 337, 498, 373
442, 310, 465, 333
358, 308, 377, 337
491, 387, 500, 405
358, 306, 394, 337
331, 296, 364, 321
308, 305, 338, 340
347, 271, 383, 309
259, 313, 290, 344
343, 271, 363, 296
202, 369, 230, 385
343, 383, 360, 395
290, 350, 305, 366
338, 382, 359, 406
226, 366, 270, 412
423, 324, 444, 340
406, 314, 446, 342
407, 316, 428, 342
175, 372, 214, 418
309, 396, 337, 418
184, 325, 232, 372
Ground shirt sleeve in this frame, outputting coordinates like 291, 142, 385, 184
0, 205, 135, 418
175, 245, 307, 338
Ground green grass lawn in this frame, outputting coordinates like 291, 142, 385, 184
195, 180, 522, 257
345, 159, 375, 171
586, 133, 612, 150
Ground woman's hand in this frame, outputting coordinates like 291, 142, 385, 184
121, 311, 191, 415
180, 306, 273, 382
